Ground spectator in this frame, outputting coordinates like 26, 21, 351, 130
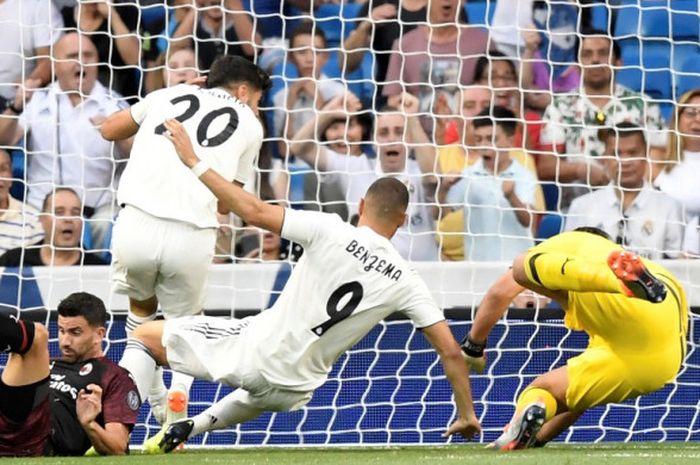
71, 0, 140, 99
520, 22, 580, 111
343, 0, 428, 98
539, 28, 666, 210
236, 228, 283, 262
0, 33, 133, 249
473, 51, 544, 152
566, 123, 684, 260
441, 107, 538, 262
0, 188, 105, 267
435, 104, 545, 261
0, 149, 43, 257
273, 21, 345, 153
0, 0, 63, 103
144, 47, 199, 96
290, 92, 439, 261
383, 0, 493, 113
170, 0, 261, 71
654, 89, 700, 255
435, 85, 492, 174
655, 88, 700, 203
0, 292, 140, 456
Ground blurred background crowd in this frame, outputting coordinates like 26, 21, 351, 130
1, 0, 699, 267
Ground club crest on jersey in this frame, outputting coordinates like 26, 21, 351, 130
79, 363, 93, 376
127, 390, 140, 411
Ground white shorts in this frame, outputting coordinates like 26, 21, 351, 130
111, 205, 216, 319
162, 315, 313, 412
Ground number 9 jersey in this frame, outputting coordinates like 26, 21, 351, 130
118, 84, 263, 228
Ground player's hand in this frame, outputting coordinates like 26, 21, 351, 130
76, 383, 103, 426
443, 415, 481, 439
163, 118, 198, 168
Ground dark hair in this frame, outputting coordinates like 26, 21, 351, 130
322, 111, 373, 143
57, 292, 108, 327
207, 55, 271, 92
573, 226, 612, 241
472, 106, 518, 136
473, 50, 517, 83
599, 121, 647, 147
42, 187, 81, 213
289, 20, 326, 48
577, 26, 621, 61
365, 177, 409, 219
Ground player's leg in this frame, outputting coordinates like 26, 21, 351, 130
145, 389, 266, 454
119, 320, 168, 403
0, 316, 49, 386
534, 411, 582, 446
112, 206, 168, 422
512, 251, 623, 296
155, 225, 216, 425
490, 366, 568, 450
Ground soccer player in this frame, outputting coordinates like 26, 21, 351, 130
100, 54, 271, 425
461, 227, 688, 450
118, 118, 481, 452
0, 292, 140, 456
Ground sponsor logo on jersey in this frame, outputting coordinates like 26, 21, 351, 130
50, 373, 79, 400
345, 240, 402, 282
79, 362, 93, 376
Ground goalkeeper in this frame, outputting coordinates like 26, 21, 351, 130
461, 227, 688, 450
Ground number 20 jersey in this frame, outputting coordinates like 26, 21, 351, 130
117, 84, 263, 228
244, 209, 445, 392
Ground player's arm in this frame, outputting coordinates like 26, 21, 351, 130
76, 384, 129, 455
463, 269, 525, 372
163, 119, 284, 234
421, 321, 480, 439
100, 108, 139, 141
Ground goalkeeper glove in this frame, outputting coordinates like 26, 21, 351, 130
460, 334, 486, 374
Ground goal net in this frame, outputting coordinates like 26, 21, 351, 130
0, 0, 699, 448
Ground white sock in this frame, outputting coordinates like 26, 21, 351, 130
190, 390, 264, 437
150, 366, 167, 400
170, 372, 194, 395
125, 311, 157, 338
119, 339, 158, 402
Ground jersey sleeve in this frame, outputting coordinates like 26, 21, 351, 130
130, 88, 161, 125
399, 271, 444, 329
280, 208, 339, 248
100, 367, 140, 429
234, 120, 263, 185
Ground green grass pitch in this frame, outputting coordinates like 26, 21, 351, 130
4, 444, 700, 465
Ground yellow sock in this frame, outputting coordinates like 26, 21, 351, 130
515, 387, 557, 422
524, 251, 621, 294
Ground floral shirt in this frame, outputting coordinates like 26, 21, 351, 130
540, 84, 667, 158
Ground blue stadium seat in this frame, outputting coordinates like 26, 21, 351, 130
676, 53, 700, 96
314, 3, 364, 47
464, 0, 493, 25
614, 0, 672, 39
537, 214, 564, 242
82, 220, 94, 251
670, 0, 699, 40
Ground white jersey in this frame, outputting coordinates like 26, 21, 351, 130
118, 84, 263, 228
243, 209, 444, 391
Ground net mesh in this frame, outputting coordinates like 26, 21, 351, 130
0, 0, 699, 447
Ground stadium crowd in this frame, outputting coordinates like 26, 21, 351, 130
1, 0, 699, 266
